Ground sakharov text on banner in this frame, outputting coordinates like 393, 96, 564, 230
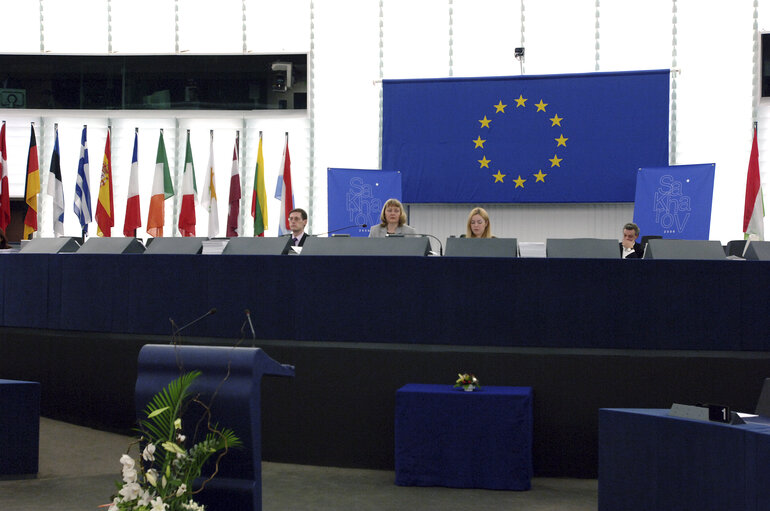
633, 163, 715, 241
382, 70, 669, 204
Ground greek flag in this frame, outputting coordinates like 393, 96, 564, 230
73, 125, 92, 237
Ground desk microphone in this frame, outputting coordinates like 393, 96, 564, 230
314, 223, 368, 237
386, 233, 443, 256
170, 307, 217, 341
244, 309, 256, 347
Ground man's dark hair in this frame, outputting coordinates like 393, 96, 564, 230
289, 208, 308, 220
623, 222, 640, 237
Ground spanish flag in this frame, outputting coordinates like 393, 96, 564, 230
95, 128, 114, 237
23, 124, 40, 240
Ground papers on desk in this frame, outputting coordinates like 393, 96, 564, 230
202, 239, 228, 255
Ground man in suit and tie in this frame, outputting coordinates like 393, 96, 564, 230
620, 222, 644, 259
288, 208, 309, 247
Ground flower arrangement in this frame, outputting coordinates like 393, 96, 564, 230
106, 371, 242, 511
454, 373, 481, 392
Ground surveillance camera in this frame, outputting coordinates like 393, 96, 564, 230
271, 62, 293, 92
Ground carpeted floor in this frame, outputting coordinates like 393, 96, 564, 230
0, 417, 598, 511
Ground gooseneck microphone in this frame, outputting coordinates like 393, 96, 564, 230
313, 223, 368, 237
386, 232, 444, 256
170, 308, 217, 341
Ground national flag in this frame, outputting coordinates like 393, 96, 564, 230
0, 122, 10, 233
201, 131, 219, 238
178, 130, 197, 237
73, 125, 93, 238
226, 134, 241, 237
744, 126, 764, 240
22, 124, 40, 240
95, 128, 114, 237
251, 131, 267, 237
147, 130, 174, 238
123, 130, 141, 237
46, 124, 65, 237
273, 133, 293, 235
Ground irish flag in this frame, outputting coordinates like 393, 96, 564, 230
95, 128, 114, 237
744, 126, 764, 240
178, 131, 197, 237
123, 130, 141, 237
251, 131, 267, 237
147, 130, 174, 238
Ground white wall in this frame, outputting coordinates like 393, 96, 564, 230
0, 0, 765, 243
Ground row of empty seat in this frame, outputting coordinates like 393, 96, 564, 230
12, 235, 770, 260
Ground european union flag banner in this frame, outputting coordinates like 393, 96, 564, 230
382, 70, 669, 203
633, 163, 715, 240
327, 168, 401, 237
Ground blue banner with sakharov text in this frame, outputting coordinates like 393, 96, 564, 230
633, 163, 715, 240
327, 168, 402, 237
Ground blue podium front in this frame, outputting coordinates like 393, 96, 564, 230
395, 383, 533, 490
0, 379, 40, 477
135, 345, 295, 511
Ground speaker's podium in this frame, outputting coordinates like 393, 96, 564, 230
135, 345, 295, 511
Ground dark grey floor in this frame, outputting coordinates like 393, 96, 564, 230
0, 418, 598, 511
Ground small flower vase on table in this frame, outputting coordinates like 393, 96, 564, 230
454, 373, 481, 392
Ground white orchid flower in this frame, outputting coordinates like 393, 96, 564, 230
142, 443, 156, 461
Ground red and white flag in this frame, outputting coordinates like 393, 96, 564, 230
273, 133, 293, 235
0, 122, 10, 233
226, 133, 242, 237
743, 126, 764, 240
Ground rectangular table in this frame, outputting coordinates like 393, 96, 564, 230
395, 383, 532, 490
599, 408, 770, 511
0, 379, 40, 477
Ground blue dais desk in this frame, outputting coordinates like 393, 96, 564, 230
395, 383, 533, 490
599, 408, 770, 511
0, 379, 40, 477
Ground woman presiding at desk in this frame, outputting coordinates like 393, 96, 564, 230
369, 198, 417, 237
466, 207, 494, 238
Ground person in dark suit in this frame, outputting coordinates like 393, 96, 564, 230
288, 208, 309, 247
620, 222, 644, 258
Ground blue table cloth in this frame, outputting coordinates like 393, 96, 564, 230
395, 383, 533, 490
0, 379, 40, 476
599, 408, 770, 511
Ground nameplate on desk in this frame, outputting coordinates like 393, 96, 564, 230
669, 403, 745, 425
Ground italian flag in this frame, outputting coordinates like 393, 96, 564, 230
147, 130, 174, 238
744, 126, 764, 240
178, 131, 197, 237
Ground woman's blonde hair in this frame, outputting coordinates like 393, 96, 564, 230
380, 198, 407, 227
466, 207, 492, 238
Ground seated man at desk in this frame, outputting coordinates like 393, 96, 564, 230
288, 208, 309, 247
620, 222, 644, 259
